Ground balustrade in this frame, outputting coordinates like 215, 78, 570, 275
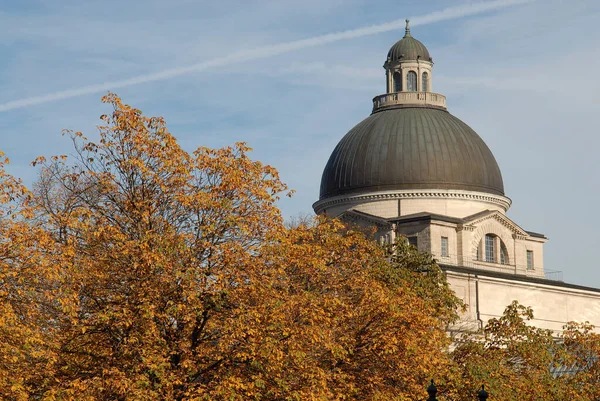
432, 252, 562, 281
372, 91, 447, 112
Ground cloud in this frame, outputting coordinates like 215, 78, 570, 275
0, 0, 532, 112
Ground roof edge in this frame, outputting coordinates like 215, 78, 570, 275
442, 265, 600, 294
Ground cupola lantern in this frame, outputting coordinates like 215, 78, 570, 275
384, 20, 433, 95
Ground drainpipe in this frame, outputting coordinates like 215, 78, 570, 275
512, 233, 517, 274
474, 274, 483, 330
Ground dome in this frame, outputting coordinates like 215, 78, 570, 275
387, 22, 431, 62
319, 107, 504, 199
387, 36, 431, 62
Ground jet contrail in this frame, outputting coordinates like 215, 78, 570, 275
0, 0, 531, 112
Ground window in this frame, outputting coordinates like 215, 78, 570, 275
441, 236, 448, 257
485, 234, 495, 263
421, 72, 429, 92
478, 234, 509, 264
407, 71, 417, 91
500, 242, 509, 265
527, 250, 534, 270
408, 236, 417, 248
393, 71, 402, 92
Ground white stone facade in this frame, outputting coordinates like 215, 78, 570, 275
337, 205, 600, 333
335, 201, 546, 275
447, 271, 600, 334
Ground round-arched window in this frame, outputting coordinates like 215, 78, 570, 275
485, 234, 495, 263
407, 71, 417, 91
500, 242, 509, 265
478, 234, 509, 264
421, 72, 429, 92
393, 71, 402, 92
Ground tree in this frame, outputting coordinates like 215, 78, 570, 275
248, 221, 463, 401
450, 301, 600, 401
3, 94, 600, 400
0, 149, 65, 401
0, 94, 463, 400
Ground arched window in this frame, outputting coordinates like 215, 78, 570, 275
485, 234, 495, 263
500, 242, 509, 265
393, 71, 402, 92
421, 72, 429, 92
478, 234, 509, 264
407, 71, 417, 91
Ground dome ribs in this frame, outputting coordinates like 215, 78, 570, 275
319, 108, 504, 199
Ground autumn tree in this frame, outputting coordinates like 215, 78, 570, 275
0, 94, 465, 400
3, 93, 600, 401
449, 301, 600, 401
0, 144, 98, 401
28, 93, 293, 400
249, 221, 463, 400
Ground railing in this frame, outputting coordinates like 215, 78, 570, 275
432, 253, 563, 282
372, 91, 447, 112
543, 269, 564, 282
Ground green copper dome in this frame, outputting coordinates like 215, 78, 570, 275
387, 20, 432, 62
319, 107, 504, 199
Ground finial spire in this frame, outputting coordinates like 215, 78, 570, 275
405, 19, 411, 37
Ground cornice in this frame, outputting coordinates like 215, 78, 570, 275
468, 211, 529, 237
339, 211, 392, 228
442, 265, 600, 295
465, 211, 547, 243
313, 189, 512, 214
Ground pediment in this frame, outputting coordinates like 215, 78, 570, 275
462, 210, 529, 238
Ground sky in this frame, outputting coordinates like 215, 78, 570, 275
1, 0, 600, 287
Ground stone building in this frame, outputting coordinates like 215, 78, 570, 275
313, 21, 600, 333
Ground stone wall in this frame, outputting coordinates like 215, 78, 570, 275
447, 271, 600, 334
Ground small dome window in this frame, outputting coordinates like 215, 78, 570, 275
393, 71, 402, 92
407, 71, 417, 91
422, 72, 429, 92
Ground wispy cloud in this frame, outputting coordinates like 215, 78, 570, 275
0, 0, 531, 112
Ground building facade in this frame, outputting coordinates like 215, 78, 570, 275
313, 21, 600, 333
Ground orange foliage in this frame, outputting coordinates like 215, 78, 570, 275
1, 94, 597, 400
450, 301, 600, 401
0, 94, 461, 400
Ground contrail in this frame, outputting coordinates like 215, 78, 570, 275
0, 0, 531, 112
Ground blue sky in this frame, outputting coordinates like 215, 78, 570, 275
1, 0, 600, 287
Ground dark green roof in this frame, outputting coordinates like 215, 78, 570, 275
319, 107, 504, 199
387, 32, 431, 62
